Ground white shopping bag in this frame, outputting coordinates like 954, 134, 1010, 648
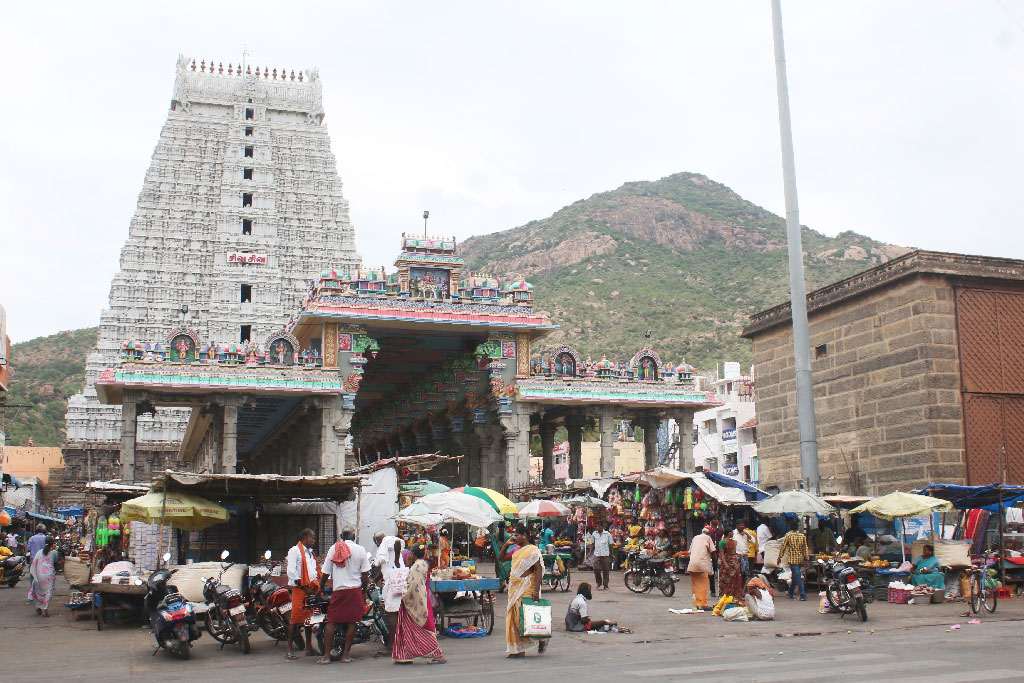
387, 567, 409, 596
521, 598, 552, 638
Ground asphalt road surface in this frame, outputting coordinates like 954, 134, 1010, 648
3, 575, 1022, 682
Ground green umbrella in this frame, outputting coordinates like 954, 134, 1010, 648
400, 480, 450, 496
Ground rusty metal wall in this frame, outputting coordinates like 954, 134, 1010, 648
958, 288, 1024, 484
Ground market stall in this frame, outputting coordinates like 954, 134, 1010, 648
518, 500, 572, 592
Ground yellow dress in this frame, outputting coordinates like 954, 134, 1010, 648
506, 544, 544, 655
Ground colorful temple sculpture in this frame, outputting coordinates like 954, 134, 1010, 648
96, 235, 721, 491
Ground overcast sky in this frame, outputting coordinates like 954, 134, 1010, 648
2, 1, 1022, 342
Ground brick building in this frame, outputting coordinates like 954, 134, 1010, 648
741, 250, 1024, 495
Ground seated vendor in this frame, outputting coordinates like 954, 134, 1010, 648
910, 544, 945, 589
653, 530, 672, 559
565, 582, 617, 632
743, 576, 775, 621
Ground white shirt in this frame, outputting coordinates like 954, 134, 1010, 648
756, 524, 771, 551
286, 544, 319, 587
374, 536, 406, 575
591, 530, 612, 557
5, 533, 16, 548
321, 540, 371, 590
569, 593, 589, 620
732, 530, 749, 555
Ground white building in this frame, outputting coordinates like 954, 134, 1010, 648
692, 362, 757, 481
62, 56, 361, 493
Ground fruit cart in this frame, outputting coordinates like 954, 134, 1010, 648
431, 577, 499, 635
542, 552, 572, 592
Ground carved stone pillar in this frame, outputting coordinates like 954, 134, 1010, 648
673, 409, 696, 472
540, 421, 556, 486
221, 398, 239, 474
120, 393, 137, 482
501, 404, 532, 491
643, 417, 660, 470
599, 409, 616, 477
319, 395, 351, 475
472, 420, 495, 487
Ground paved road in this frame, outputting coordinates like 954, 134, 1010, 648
3, 575, 1022, 681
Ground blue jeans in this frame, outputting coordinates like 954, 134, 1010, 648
788, 564, 806, 599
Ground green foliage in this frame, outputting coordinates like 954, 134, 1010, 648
5, 328, 98, 447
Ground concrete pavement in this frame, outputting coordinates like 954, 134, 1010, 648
2, 573, 1022, 681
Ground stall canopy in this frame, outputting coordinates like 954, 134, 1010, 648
704, 471, 770, 501
151, 470, 362, 503
619, 468, 747, 504
916, 483, 1024, 511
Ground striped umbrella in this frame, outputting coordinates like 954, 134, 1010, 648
449, 486, 519, 516
517, 500, 570, 519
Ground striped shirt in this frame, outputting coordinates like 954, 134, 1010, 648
780, 531, 809, 565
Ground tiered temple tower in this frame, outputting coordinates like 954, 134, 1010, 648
62, 56, 361, 496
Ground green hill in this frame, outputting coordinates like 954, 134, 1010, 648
460, 172, 910, 370
4, 327, 98, 446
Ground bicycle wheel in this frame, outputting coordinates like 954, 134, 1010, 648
983, 582, 998, 613
969, 574, 982, 615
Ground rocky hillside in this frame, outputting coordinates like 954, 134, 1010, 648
4, 327, 98, 447
460, 172, 909, 369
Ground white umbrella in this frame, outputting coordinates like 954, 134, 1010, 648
753, 489, 837, 517
394, 501, 448, 527
417, 491, 503, 528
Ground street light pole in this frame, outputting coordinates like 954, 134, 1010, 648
770, 0, 820, 493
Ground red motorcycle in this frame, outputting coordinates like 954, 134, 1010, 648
249, 551, 303, 648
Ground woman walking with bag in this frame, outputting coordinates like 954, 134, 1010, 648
28, 536, 58, 616
499, 523, 549, 658
392, 543, 445, 665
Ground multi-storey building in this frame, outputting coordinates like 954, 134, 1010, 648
692, 362, 756, 480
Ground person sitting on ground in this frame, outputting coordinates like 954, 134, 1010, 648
910, 544, 945, 590
743, 575, 775, 620
565, 582, 617, 632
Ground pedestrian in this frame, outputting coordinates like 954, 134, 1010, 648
499, 523, 549, 658
756, 520, 772, 565
285, 528, 319, 661
591, 521, 612, 590
317, 527, 371, 665
708, 518, 723, 596
28, 535, 58, 616
5, 530, 17, 549
392, 543, 446, 665
718, 531, 744, 599
780, 520, 809, 601
373, 531, 406, 657
687, 525, 716, 610
732, 521, 755, 578
26, 524, 46, 560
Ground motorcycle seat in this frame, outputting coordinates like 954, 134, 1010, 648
3, 556, 24, 569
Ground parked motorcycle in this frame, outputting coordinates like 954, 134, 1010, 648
622, 550, 677, 597
145, 552, 201, 659
0, 553, 27, 589
306, 585, 388, 659
819, 536, 868, 622
248, 550, 304, 649
203, 550, 251, 654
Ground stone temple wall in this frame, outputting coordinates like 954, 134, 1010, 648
64, 56, 361, 482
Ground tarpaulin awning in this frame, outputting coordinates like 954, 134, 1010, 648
704, 471, 769, 501
152, 470, 362, 502
2, 472, 22, 488
619, 468, 747, 503
915, 483, 1024, 511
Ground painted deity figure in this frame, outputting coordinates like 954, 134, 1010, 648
175, 338, 190, 361
274, 341, 287, 364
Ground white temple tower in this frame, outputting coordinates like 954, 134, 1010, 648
62, 56, 361, 492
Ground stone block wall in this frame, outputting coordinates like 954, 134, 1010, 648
752, 273, 966, 494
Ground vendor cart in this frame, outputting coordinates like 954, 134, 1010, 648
542, 553, 572, 592
431, 577, 498, 635
91, 581, 148, 631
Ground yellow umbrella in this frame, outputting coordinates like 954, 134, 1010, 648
121, 490, 230, 531
849, 491, 952, 521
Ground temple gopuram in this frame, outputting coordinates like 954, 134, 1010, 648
96, 236, 721, 491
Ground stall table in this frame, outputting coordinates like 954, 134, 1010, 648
431, 577, 498, 636
90, 581, 148, 630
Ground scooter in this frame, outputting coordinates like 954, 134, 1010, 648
622, 549, 677, 597
203, 550, 251, 654
248, 550, 304, 648
0, 553, 27, 589
146, 552, 202, 659
818, 536, 868, 622
306, 585, 388, 659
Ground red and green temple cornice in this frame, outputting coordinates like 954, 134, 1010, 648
301, 296, 556, 330
514, 377, 723, 408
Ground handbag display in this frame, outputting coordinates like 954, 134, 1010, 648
519, 597, 552, 638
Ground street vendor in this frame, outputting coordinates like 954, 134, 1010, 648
910, 544, 945, 590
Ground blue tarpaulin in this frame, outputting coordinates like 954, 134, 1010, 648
705, 471, 770, 501
915, 483, 1024, 512
1, 472, 22, 488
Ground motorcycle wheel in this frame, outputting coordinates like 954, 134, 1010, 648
7, 578, 18, 589
855, 597, 867, 622
623, 570, 646, 594
179, 641, 191, 660
207, 611, 234, 644
658, 575, 676, 597
825, 585, 850, 613
236, 623, 251, 654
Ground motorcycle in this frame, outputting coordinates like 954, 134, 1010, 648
145, 552, 202, 659
306, 585, 388, 659
203, 550, 251, 654
0, 553, 27, 589
248, 550, 304, 649
622, 549, 677, 597
818, 536, 867, 622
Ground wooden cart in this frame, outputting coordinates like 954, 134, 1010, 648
542, 553, 572, 592
90, 581, 148, 631
430, 577, 498, 636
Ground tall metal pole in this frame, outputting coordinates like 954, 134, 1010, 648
770, 0, 820, 493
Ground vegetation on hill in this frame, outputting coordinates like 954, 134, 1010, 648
4, 327, 98, 447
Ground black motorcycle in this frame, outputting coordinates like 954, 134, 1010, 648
623, 550, 677, 597
202, 550, 251, 654
0, 553, 27, 589
819, 543, 868, 622
306, 585, 387, 659
146, 552, 202, 659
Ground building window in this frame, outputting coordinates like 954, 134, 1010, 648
245, 126, 253, 137
244, 145, 254, 158
242, 218, 252, 235
241, 284, 252, 303
245, 107, 254, 120
242, 192, 253, 207
815, 343, 828, 360
240, 325, 252, 343
243, 168, 253, 180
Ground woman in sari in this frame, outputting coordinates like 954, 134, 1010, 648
28, 535, 58, 616
500, 524, 549, 658
438, 529, 452, 570
393, 543, 446, 665
718, 534, 744, 599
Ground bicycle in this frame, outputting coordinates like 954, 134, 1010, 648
966, 550, 999, 616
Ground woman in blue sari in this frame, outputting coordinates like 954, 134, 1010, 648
910, 544, 944, 590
